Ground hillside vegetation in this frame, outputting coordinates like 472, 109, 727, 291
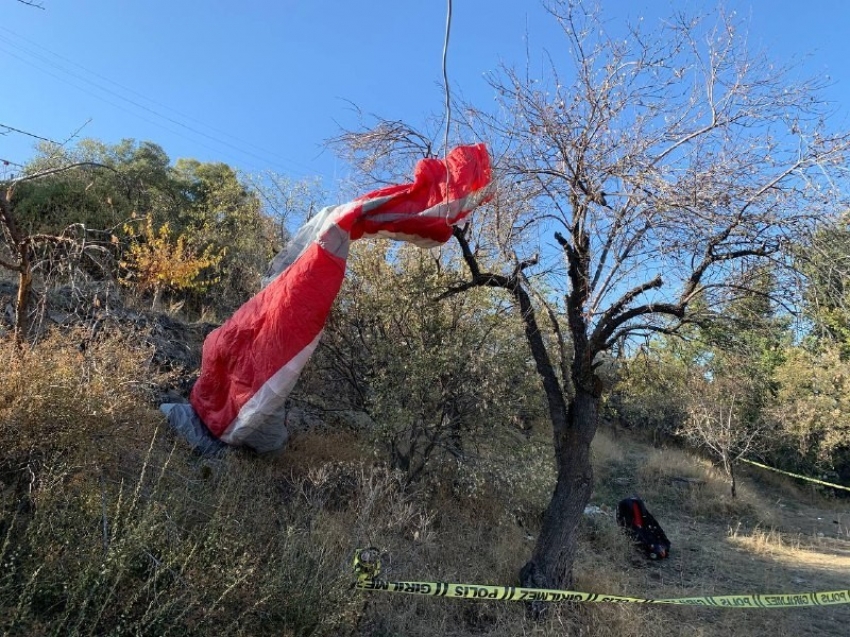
3, 4, 850, 632
1, 134, 849, 635
1, 323, 848, 636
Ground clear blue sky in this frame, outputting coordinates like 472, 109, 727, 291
2, 0, 849, 189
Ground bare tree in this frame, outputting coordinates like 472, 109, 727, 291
337, 0, 850, 606
679, 372, 766, 498
243, 171, 325, 247
0, 163, 115, 343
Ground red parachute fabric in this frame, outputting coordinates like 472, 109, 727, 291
189, 144, 493, 452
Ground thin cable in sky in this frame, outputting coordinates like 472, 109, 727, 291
441, 0, 453, 227
1, 27, 297, 166
0, 28, 318, 176
441, 0, 453, 158
1, 123, 59, 144
0, 45, 276, 174
0, 40, 296, 173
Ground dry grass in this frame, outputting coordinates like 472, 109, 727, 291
2, 334, 850, 636
581, 436, 850, 637
728, 524, 802, 554
324, 425, 850, 637
636, 447, 769, 522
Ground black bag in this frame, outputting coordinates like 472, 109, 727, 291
616, 496, 670, 560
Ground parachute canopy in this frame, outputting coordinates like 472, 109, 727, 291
172, 144, 493, 453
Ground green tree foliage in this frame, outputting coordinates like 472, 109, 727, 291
753, 218, 850, 479
799, 215, 850, 355
608, 341, 691, 439
171, 159, 275, 313
1, 162, 121, 341
767, 343, 850, 480
615, 258, 850, 486
13, 140, 178, 234
608, 275, 790, 497
5, 139, 286, 316
308, 241, 543, 482
697, 267, 789, 425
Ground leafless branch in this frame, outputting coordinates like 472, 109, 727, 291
0, 123, 55, 143
10, 161, 117, 186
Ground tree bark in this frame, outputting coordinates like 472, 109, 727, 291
520, 379, 600, 616
512, 282, 596, 595
14, 268, 32, 344
449, 227, 600, 604
729, 458, 737, 499
0, 188, 32, 345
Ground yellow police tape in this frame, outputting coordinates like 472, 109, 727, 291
740, 458, 850, 493
352, 549, 850, 608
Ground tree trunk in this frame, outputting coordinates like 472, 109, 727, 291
520, 386, 599, 602
14, 268, 32, 345
500, 271, 600, 613
448, 228, 601, 615
0, 188, 32, 346
729, 459, 737, 499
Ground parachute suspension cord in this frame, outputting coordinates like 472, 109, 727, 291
441, 0, 453, 226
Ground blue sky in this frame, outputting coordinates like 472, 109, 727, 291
2, 0, 850, 189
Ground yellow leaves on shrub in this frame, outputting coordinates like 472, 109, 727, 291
119, 214, 224, 300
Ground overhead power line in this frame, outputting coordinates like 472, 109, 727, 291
0, 122, 59, 144
441, 0, 453, 159
0, 26, 320, 177
0, 45, 263, 168
15, 0, 45, 10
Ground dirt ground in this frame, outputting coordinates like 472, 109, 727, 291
596, 441, 850, 637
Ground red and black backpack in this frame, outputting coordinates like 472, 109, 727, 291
616, 496, 671, 560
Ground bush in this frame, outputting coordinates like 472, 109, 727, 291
0, 331, 436, 635
765, 343, 850, 481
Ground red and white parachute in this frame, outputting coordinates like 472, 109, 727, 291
164, 144, 493, 453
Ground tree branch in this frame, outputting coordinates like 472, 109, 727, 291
0, 254, 21, 271
592, 273, 663, 344
440, 225, 514, 297
10, 161, 117, 187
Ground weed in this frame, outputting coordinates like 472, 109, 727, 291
3, 332, 850, 635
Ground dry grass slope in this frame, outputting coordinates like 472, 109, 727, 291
1, 332, 848, 636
